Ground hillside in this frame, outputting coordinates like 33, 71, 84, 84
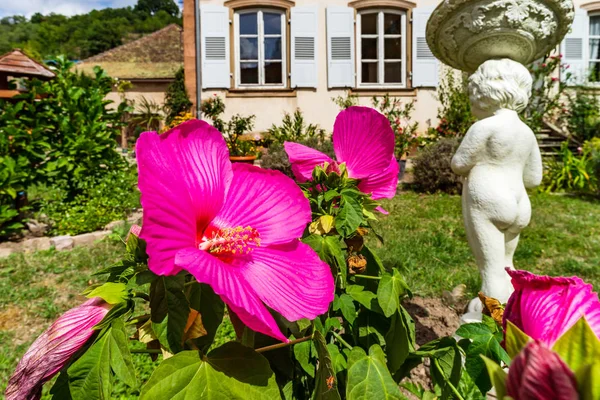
0, 0, 182, 61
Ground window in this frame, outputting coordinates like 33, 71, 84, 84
235, 9, 286, 88
590, 15, 600, 82
357, 10, 406, 87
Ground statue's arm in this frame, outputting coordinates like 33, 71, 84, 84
524, 139, 543, 188
451, 125, 488, 176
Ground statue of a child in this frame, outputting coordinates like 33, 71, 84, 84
451, 58, 543, 312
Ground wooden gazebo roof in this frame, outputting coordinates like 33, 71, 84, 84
0, 50, 55, 79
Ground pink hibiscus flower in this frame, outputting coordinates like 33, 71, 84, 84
503, 268, 600, 347
506, 341, 578, 400
6, 298, 110, 400
284, 106, 399, 202
137, 120, 334, 342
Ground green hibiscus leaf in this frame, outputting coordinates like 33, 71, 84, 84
553, 317, 600, 374
346, 345, 403, 399
187, 282, 225, 351
335, 194, 363, 237
59, 319, 136, 400
294, 337, 316, 378
140, 343, 281, 399
333, 294, 357, 325
85, 282, 129, 305
384, 307, 415, 374
346, 284, 377, 309
377, 269, 411, 318
150, 275, 190, 354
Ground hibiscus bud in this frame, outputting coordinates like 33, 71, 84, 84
127, 224, 142, 243
6, 298, 110, 400
506, 341, 579, 400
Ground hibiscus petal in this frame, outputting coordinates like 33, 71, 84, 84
503, 269, 600, 347
240, 241, 335, 322
333, 107, 395, 179
357, 157, 399, 200
6, 298, 109, 400
174, 248, 288, 342
212, 163, 312, 246
284, 141, 334, 182
137, 120, 232, 276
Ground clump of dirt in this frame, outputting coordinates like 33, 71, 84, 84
403, 297, 462, 345
399, 297, 463, 396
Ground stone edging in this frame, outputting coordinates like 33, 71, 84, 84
0, 211, 142, 259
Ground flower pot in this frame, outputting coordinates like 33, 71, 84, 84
229, 155, 257, 165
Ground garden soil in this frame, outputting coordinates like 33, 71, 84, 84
400, 297, 462, 396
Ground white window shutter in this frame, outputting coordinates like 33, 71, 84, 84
200, 5, 230, 89
561, 8, 589, 85
327, 6, 355, 88
412, 7, 438, 87
291, 6, 319, 88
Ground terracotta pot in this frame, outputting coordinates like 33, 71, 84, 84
229, 155, 257, 165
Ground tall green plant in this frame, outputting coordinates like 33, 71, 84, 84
201, 95, 256, 156
0, 56, 131, 235
541, 142, 596, 193
163, 67, 192, 125
267, 109, 326, 144
427, 69, 476, 141
522, 55, 568, 134
564, 89, 600, 142
372, 94, 419, 157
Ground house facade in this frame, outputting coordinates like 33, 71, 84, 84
183, 0, 599, 133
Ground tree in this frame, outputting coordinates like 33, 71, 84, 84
163, 67, 192, 125
134, 0, 180, 17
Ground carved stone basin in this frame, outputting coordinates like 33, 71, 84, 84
426, 0, 574, 72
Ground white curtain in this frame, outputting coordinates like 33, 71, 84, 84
590, 16, 600, 59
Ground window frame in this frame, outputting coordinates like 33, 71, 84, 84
234, 8, 287, 89
356, 9, 407, 89
589, 13, 600, 83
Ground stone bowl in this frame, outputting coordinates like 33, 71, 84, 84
426, 0, 574, 73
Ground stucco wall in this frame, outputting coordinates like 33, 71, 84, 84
184, 0, 594, 133
105, 81, 172, 113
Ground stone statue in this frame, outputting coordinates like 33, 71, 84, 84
425, 0, 574, 314
451, 59, 542, 310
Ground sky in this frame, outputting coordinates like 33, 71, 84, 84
0, 0, 183, 18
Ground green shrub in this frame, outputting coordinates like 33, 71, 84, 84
261, 137, 335, 178
32, 167, 140, 236
564, 90, 600, 142
163, 68, 192, 126
0, 56, 130, 199
522, 55, 567, 134
541, 142, 596, 193
331, 91, 358, 110
267, 109, 325, 144
372, 94, 419, 157
201, 95, 256, 156
411, 138, 462, 194
585, 138, 600, 195
425, 69, 475, 142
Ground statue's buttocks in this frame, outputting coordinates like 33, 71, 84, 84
451, 59, 543, 310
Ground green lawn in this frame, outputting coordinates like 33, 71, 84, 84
374, 192, 600, 297
1, 192, 598, 397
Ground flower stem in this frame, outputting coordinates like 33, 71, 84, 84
255, 335, 313, 353
332, 331, 353, 350
353, 274, 381, 281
